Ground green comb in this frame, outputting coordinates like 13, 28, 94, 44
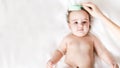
68, 5, 83, 11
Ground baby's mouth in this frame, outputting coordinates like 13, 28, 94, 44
77, 29, 84, 32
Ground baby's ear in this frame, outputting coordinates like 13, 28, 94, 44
89, 25, 91, 29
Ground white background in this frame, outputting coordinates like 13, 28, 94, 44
0, 0, 120, 68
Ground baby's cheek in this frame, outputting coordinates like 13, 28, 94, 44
84, 26, 90, 32
84, 25, 89, 29
72, 26, 77, 30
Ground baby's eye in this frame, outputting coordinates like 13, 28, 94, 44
74, 22, 78, 24
82, 21, 87, 24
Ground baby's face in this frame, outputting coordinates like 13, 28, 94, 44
68, 10, 90, 37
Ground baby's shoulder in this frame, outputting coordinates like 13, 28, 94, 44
62, 33, 73, 42
88, 33, 99, 41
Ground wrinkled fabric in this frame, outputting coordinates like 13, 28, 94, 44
0, 0, 119, 68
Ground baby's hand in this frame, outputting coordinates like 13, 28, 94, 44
113, 64, 119, 68
47, 60, 54, 68
82, 2, 103, 18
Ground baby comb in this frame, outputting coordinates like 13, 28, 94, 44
68, 5, 83, 11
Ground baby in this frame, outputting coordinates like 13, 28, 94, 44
47, 3, 119, 68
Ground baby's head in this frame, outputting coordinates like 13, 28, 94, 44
67, 5, 91, 37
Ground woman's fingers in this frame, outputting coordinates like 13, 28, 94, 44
82, 2, 94, 7
82, 5, 92, 13
81, 2, 102, 18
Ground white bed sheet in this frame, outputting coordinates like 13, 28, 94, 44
0, 0, 120, 68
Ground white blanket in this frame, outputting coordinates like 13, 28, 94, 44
0, 0, 119, 68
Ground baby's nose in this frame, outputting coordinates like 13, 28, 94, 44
77, 23, 83, 28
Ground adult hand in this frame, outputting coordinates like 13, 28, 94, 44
82, 2, 103, 18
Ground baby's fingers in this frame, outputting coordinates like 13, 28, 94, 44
113, 64, 119, 68
47, 61, 53, 68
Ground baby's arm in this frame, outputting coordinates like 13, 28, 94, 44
82, 2, 120, 37
91, 35, 119, 68
47, 37, 67, 68
47, 50, 63, 68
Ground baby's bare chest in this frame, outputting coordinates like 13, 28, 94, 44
67, 37, 94, 53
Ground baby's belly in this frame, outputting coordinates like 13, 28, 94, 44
65, 51, 94, 68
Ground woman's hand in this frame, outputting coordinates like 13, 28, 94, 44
82, 2, 103, 18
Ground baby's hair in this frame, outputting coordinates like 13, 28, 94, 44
66, 7, 91, 23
